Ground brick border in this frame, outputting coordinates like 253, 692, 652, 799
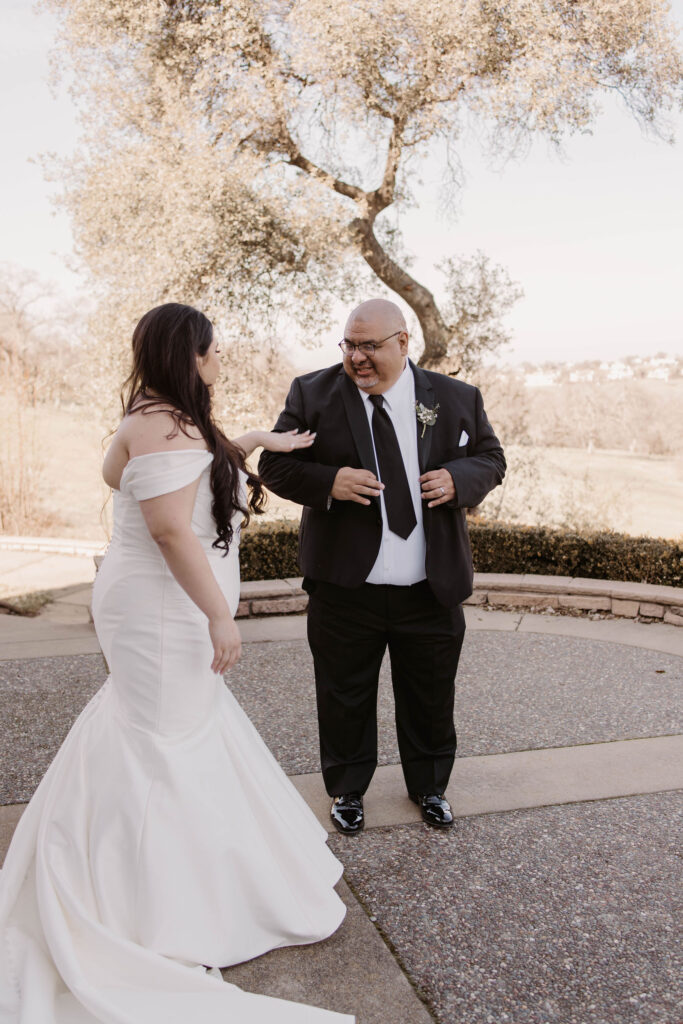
235, 578, 309, 619
237, 574, 683, 627
465, 573, 682, 626
0, 536, 106, 557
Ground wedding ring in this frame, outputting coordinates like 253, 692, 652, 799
440, 486, 445, 495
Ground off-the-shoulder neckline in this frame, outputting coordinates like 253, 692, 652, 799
117, 448, 213, 487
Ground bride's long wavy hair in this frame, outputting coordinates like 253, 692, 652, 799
121, 303, 265, 553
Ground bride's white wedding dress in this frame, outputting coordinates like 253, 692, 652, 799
0, 450, 353, 1023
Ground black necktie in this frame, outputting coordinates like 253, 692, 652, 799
370, 394, 417, 540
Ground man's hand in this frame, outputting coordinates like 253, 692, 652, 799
331, 467, 384, 506
420, 469, 456, 508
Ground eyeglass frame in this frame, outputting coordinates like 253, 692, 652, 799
338, 330, 405, 357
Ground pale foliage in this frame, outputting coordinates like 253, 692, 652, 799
438, 252, 523, 376
44, 0, 683, 382
0, 264, 80, 405
0, 266, 57, 532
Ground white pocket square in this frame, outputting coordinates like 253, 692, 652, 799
458, 430, 469, 447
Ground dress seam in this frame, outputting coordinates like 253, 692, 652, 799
155, 564, 168, 734
2, 921, 21, 998
133, 779, 157, 942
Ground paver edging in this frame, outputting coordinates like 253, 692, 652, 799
0, 536, 106, 557
235, 575, 683, 625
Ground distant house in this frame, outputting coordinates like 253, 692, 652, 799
524, 371, 557, 388
606, 361, 634, 381
568, 368, 595, 383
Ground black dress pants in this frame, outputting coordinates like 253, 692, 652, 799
306, 579, 465, 797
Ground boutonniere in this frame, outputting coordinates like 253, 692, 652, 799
415, 401, 440, 438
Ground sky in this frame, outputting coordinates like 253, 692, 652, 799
1, 0, 682, 367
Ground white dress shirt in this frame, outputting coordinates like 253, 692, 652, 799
359, 361, 427, 586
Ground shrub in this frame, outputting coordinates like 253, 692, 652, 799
468, 521, 682, 587
241, 518, 682, 587
240, 520, 300, 581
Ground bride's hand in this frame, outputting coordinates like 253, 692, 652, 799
261, 429, 316, 453
208, 613, 242, 674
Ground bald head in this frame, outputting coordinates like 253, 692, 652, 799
345, 298, 407, 336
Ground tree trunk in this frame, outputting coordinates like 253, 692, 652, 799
348, 217, 453, 369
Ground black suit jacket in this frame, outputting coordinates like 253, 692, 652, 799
258, 360, 505, 607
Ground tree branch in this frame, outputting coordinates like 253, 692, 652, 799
349, 216, 452, 364
367, 118, 404, 214
285, 111, 406, 214
285, 146, 367, 203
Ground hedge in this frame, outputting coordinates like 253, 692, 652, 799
467, 520, 681, 587
240, 520, 301, 581
240, 518, 682, 588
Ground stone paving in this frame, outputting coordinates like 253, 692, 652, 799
3, 634, 681, 806
0, 575, 681, 1023
330, 792, 683, 1024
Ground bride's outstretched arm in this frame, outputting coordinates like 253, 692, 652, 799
233, 429, 316, 458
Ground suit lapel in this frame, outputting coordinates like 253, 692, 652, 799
411, 361, 436, 473
340, 370, 378, 476
339, 362, 437, 477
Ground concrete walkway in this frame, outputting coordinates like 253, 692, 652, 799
1, 595, 681, 1023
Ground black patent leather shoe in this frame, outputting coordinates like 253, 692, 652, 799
330, 793, 364, 835
410, 793, 454, 828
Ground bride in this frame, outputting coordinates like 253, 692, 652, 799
0, 303, 354, 1023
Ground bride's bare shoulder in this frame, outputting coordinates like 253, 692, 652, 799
121, 403, 207, 457
103, 405, 208, 488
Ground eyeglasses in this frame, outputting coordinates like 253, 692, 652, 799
338, 331, 403, 357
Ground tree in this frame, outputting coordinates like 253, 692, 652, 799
0, 263, 79, 405
46, 0, 683, 368
439, 251, 523, 376
0, 264, 71, 533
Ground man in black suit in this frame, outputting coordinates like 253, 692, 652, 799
259, 299, 505, 834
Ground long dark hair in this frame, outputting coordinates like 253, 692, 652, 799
121, 302, 265, 553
